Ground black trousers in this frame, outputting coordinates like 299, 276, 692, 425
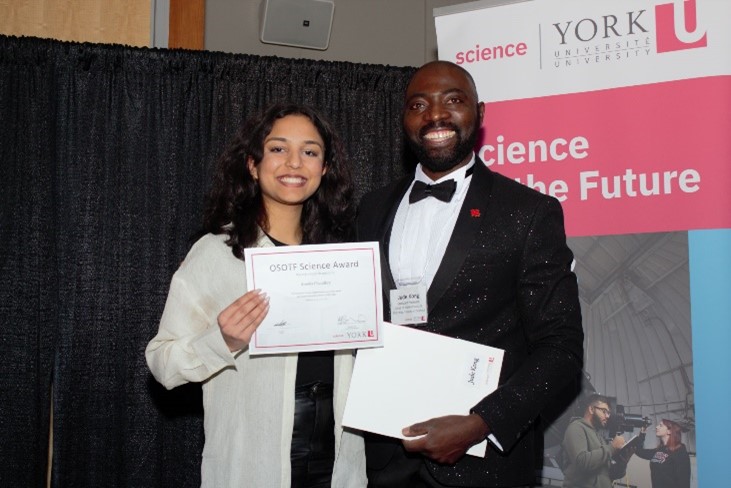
291, 382, 335, 488
366, 441, 535, 488
366, 445, 444, 488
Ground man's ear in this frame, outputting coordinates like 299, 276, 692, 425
477, 101, 485, 125
247, 157, 258, 180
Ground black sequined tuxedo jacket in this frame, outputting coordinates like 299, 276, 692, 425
356, 158, 584, 487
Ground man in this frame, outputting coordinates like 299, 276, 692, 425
561, 394, 626, 488
356, 60, 584, 487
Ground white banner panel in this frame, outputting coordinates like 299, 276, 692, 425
437, 0, 731, 101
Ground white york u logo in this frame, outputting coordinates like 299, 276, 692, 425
669, 0, 706, 44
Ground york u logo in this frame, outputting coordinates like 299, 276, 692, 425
655, 0, 707, 53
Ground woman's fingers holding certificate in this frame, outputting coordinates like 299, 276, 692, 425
218, 290, 270, 352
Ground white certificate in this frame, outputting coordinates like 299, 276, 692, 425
244, 242, 383, 355
343, 322, 504, 457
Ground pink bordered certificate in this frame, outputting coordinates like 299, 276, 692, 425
244, 241, 383, 355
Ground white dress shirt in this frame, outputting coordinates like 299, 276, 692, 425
389, 156, 475, 289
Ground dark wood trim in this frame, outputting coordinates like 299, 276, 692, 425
169, 0, 206, 50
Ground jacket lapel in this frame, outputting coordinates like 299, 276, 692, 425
427, 159, 494, 312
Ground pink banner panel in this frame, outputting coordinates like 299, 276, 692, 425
480, 75, 731, 237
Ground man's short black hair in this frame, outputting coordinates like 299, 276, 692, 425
584, 393, 611, 412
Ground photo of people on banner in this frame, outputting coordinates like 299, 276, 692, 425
540, 232, 695, 488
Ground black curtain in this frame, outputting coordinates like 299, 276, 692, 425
0, 35, 415, 488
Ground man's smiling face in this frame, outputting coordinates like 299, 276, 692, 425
403, 61, 484, 180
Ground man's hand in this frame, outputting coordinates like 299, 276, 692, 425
611, 435, 626, 451
401, 413, 490, 464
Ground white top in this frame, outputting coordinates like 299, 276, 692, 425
145, 232, 366, 488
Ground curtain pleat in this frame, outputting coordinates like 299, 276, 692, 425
0, 35, 415, 487
0, 36, 58, 488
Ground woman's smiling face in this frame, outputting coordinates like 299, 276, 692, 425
248, 114, 327, 211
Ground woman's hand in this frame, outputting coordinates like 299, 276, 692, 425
217, 290, 270, 352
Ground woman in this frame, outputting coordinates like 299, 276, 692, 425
146, 104, 365, 488
636, 419, 691, 488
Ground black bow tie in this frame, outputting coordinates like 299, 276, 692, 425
408, 179, 457, 204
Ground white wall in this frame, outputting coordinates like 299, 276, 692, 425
205, 0, 467, 67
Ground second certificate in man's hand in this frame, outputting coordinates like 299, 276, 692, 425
244, 241, 383, 355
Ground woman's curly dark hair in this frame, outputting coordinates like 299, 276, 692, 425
202, 103, 354, 259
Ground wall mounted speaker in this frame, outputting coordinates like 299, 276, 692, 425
260, 0, 335, 50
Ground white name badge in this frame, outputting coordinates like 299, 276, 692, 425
389, 284, 428, 325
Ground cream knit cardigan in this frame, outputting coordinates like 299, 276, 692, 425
146, 233, 366, 487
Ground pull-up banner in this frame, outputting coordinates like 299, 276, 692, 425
436, 2, 730, 488
436, 0, 731, 238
